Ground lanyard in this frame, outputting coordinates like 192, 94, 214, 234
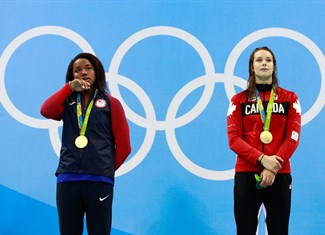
76, 89, 98, 136
255, 87, 275, 131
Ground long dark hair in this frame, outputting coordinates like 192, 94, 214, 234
65, 52, 107, 92
246, 46, 278, 96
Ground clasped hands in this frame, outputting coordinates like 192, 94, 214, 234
258, 154, 283, 188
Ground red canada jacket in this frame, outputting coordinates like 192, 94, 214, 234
227, 84, 301, 173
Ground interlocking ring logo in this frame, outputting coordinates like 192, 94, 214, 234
1, 26, 324, 180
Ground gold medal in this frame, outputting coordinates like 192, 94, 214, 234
75, 135, 88, 148
260, 131, 273, 144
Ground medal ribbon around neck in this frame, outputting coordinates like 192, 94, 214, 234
75, 89, 98, 148
255, 86, 275, 144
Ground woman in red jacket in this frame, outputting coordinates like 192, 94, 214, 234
227, 47, 301, 235
41, 53, 131, 235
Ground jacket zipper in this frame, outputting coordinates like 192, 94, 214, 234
262, 89, 265, 153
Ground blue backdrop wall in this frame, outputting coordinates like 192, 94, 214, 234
0, 1, 324, 234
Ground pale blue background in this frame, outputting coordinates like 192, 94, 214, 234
0, 1, 324, 234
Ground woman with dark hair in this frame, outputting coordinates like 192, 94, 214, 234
41, 52, 131, 235
227, 47, 301, 235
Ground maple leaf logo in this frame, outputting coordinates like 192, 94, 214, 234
227, 102, 236, 116
293, 99, 302, 115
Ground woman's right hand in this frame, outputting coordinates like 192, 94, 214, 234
69, 79, 90, 92
260, 155, 284, 174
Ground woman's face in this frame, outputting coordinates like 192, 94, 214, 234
73, 58, 96, 88
252, 49, 274, 84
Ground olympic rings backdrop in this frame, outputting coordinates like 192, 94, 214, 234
0, 1, 324, 234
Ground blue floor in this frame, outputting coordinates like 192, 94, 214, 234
0, 185, 132, 235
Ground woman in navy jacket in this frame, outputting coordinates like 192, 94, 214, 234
41, 53, 131, 235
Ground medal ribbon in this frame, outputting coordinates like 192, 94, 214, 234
255, 87, 275, 131
76, 89, 98, 136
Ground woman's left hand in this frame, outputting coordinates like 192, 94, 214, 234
259, 169, 276, 188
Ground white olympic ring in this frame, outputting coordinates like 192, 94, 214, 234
0, 26, 95, 157
108, 26, 324, 179
0, 26, 95, 128
224, 27, 325, 125
0, 26, 324, 180
107, 26, 218, 177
